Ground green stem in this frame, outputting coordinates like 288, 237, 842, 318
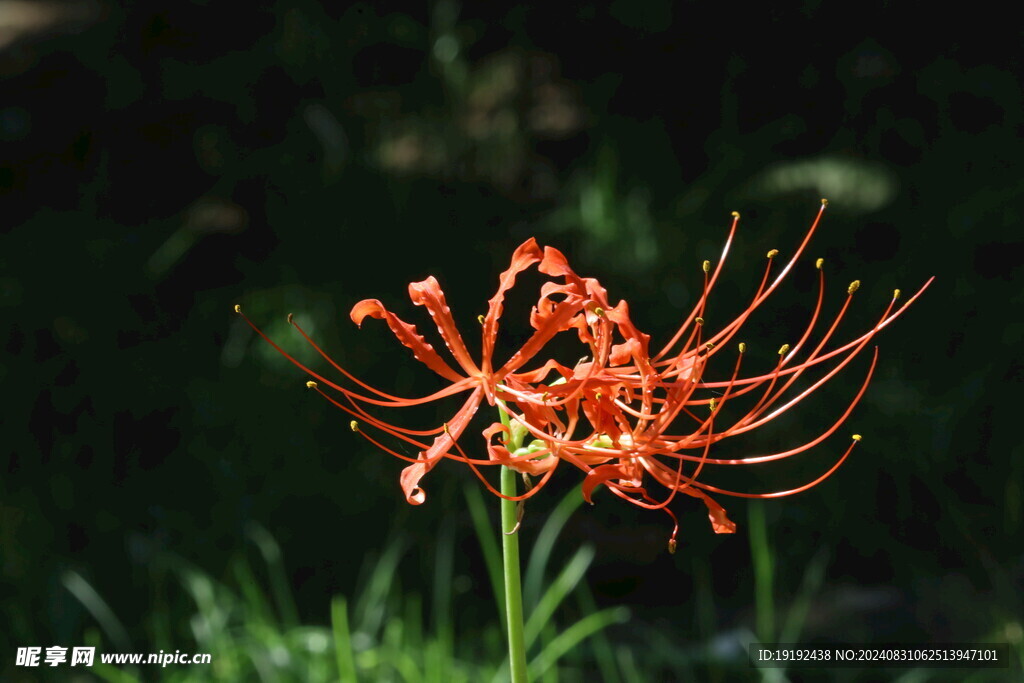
498, 402, 529, 683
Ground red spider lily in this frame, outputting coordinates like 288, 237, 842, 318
480, 201, 933, 549
235, 238, 624, 505
236, 200, 931, 548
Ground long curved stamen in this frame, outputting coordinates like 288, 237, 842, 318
344, 417, 428, 465
632, 346, 878, 464
312, 383, 445, 439
654, 210, 740, 362
696, 276, 933, 390
685, 435, 862, 499
656, 200, 829, 365
236, 307, 474, 407
662, 245, 775, 387
291, 314, 466, 401
718, 287, 897, 439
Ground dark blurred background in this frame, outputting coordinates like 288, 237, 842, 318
2, 1, 1020, 680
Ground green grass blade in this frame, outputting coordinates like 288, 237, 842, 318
528, 607, 630, 679
432, 515, 456, 674
90, 661, 142, 683
246, 522, 300, 629
354, 537, 406, 637
539, 619, 560, 683
524, 545, 595, 649
83, 628, 140, 683
524, 486, 586, 608
383, 617, 422, 682
778, 547, 829, 644
575, 582, 622, 683
232, 555, 274, 626
465, 484, 506, 626
615, 646, 643, 683
62, 570, 134, 652
748, 501, 774, 644
332, 596, 359, 683
691, 554, 717, 643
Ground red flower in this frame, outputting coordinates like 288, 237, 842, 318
480, 202, 932, 548
236, 238, 614, 504
237, 201, 931, 546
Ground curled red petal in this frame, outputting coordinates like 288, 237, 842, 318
681, 488, 736, 534
482, 421, 510, 445
350, 298, 464, 382
610, 339, 640, 366
538, 246, 578, 281
482, 238, 543, 373
408, 276, 480, 377
580, 394, 626, 442
487, 441, 513, 464
582, 462, 632, 503
396, 387, 483, 505
508, 358, 574, 384
539, 246, 615, 309
350, 298, 385, 327
400, 461, 428, 505
498, 297, 583, 377
606, 300, 648, 348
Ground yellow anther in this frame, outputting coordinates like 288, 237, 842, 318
815, 257, 824, 270
705, 342, 715, 350
594, 307, 605, 317
893, 288, 901, 300
595, 392, 603, 400
350, 421, 359, 432
848, 280, 861, 294
306, 381, 318, 389
702, 260, 710, 273
287, 313, 294, 324
708, 397, 717, 412
821, 198, 829, 207
731, 211, 740, 219
778, 343, 790, 356
852, 434, 862, 441
695, 316, 704, 326
477, 314, 485, 324
443, 423, 450, 434
234, 304, 242, 313
739, 342, 747, 353
667, 538, 678, 554
767, 249, 779, 259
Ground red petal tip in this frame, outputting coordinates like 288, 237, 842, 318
350, 299, 386, 327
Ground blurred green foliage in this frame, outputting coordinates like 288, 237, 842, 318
65, 491, 632, 682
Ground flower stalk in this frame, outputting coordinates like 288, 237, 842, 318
498, 401, 529, 683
